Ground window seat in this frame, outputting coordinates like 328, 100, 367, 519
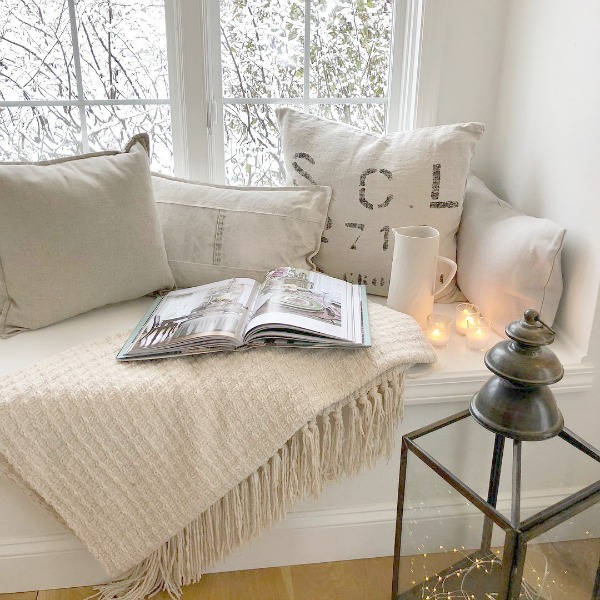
1, 295, 592, 399
0, 295, 594, 593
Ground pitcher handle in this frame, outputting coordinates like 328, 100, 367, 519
433, 256, 458, 296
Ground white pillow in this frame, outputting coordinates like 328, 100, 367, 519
457, 176, 566, 335
0, 134, 175, 338
276, 108, 484, 299
152, 173, 332, 287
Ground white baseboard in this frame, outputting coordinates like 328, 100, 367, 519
209, 486, 595, 572
0, 533, 109, 592
1, 486, 595, 592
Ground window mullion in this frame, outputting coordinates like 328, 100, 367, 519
222, 98, 387, 105
304, 0, 311, 112
387, 0, 421, 132
67, 0, 89, 153
165, 0, 222, 182
207, 0, 225, 183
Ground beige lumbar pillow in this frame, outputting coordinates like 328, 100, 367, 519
0, 134, 175, 337
152, 173, 332, 288
457, 175, 566, 335
276, 108, 484, 299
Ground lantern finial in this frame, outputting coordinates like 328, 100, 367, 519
469, 309, 564, 440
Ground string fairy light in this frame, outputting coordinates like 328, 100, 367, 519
404, 549, 553, 600
400, 471, 593, 600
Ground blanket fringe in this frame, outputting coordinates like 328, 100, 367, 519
95, 370, 406, 600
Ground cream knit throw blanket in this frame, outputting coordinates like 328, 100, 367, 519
0, 302, 435, 599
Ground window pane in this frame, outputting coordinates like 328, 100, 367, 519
309, 102, 385, 133
0, 105, 81, 160
222, 101, 383, 185
0, 0, 77, 101
75, 0, 169, 100
223, 103, 298, 186
310, 0, 392, 99
219, 0, 392, 184
85, 103, 172, 171
220, 0, 304, 98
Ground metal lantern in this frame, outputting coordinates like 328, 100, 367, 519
391, 310, 600, 600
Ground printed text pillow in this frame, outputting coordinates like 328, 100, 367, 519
276, 109, 484, 298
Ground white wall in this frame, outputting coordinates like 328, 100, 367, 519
479, 0, 600, 358
431, 0, 600, 360
433, 0, 507, 176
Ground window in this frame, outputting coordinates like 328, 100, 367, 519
219, 0, 392, 186
0, 0, 172, 170
1, 0, 433, 181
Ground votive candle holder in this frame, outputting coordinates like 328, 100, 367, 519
455, 303, 479, 335
426, 313, 453, 348
466, 316, 492, 351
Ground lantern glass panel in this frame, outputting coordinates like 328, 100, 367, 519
520, 502, 600, 600
416, 416, 511, 502
397, 450, 500, 598
415, 416, 600, 522
519, 434, 600, 506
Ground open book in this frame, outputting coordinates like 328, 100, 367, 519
117, 267, 370, 360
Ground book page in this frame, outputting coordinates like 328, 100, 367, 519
124, 278, 259, 355
244, 267, 361, 344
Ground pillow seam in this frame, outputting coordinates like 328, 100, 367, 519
151, 171, 332, 194
0, 256, 12, 336
168, 259, 311, 271
213, 210, 225, 267
156, 201, 326, 224
539, 229, 566, 315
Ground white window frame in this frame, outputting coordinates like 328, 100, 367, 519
166, 0, 447, 183
165, 0, 224, 182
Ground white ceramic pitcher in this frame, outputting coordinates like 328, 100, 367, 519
387, 226, 457, 328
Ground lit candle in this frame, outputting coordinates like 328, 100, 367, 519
426, 313, 452, 348
455, 303, 479, 335
466, 316, 491, 351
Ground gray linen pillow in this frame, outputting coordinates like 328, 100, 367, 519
0, 134, 175, 337
457, 175, 566, 335
152, 173, 332, 288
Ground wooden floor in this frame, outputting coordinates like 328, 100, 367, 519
1, 539, 598, 600
0, 557, 394, 600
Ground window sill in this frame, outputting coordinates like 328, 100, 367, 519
368, 297, 595, 406
1, 297, 592, 407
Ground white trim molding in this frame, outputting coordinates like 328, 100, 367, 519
387, 0, 448, 132
405, 362, 594, 405
0, 532, 108, 593
414, 0, 448, 128
387, 0, 423, 132
1, 486, 594, 592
